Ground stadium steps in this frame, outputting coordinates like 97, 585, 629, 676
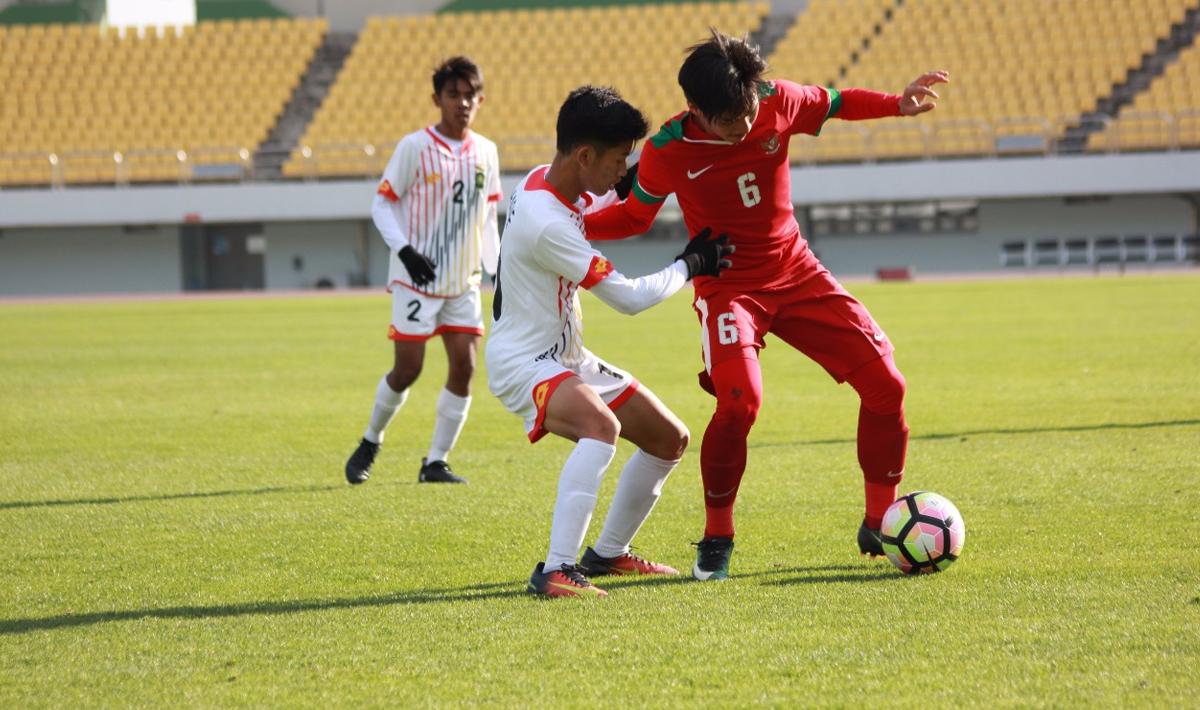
749, 11, 797, 59
834, 0, 901, 87
1056, 2, 1200, 153
253, 30, 357, 179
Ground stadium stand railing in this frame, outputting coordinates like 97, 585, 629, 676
0, 17, 325, 187
999, 233, 1199, 269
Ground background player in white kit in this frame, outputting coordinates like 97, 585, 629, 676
487, 86, 733, 598
344, 56, 501, 485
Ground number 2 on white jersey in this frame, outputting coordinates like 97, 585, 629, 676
737, 172, 761, 208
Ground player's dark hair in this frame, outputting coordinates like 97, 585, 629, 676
678, 29, 767, 120
433, 56, 483, 94
555, 85, 649, 154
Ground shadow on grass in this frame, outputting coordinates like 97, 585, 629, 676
1, 563, 903, 635
0, 481, 406, 511
737, 563, 895, 586
599, 563, 872, 590
0, 581, 525, 636
752, 418, 1200, 449
764, 570, 896, 586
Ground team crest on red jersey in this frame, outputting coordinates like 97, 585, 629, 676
760, 131, 780, 155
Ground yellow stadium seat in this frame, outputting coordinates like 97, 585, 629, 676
0, 17, 324, 183
772, 0, 1200, 161
285, 2, 769, 176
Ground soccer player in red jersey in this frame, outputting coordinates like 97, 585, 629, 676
585, 30, 949, 580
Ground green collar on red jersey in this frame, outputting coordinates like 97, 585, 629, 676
649, 117, 686, 149
652, 81, 779, 149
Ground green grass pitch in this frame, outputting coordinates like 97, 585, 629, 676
1, 274, 1197, 707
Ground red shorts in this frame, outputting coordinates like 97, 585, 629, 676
692, 264, 893, 383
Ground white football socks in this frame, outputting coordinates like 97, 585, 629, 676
426, 388, 471, 463
544, 438, 616, 570
363, 375, 407, 444
592, 449, 678, 559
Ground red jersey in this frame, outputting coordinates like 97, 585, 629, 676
585, 80, 900, 297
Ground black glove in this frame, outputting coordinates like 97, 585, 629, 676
614, 161, 638, 200
398, 245, 437, 287
675, 227, 734, 279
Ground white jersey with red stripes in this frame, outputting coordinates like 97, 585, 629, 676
486, 165, 620, 378
375, 126, 502, 297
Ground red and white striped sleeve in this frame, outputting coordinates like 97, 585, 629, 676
372, 134, 423, 252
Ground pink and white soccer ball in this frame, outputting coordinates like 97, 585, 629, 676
879, 491, 965, 574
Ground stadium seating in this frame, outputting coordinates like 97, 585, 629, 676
767, 0, 895, 89
0, 17, 324, 186
283, 1, 769, 177
1087, 39, 1200, 152
778, 0, 1196, 163
4, 1, 1199, 187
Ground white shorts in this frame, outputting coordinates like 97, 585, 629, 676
489, 348, 639, 443
388, 284, 483, 341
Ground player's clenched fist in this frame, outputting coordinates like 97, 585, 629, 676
398, 245, 438, 286
676, 227, 735, 279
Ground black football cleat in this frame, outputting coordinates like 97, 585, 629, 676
418, 458, 467, 484
857, 519, 885, 558
691, 536, 734, 581
527, 562, 607, 598
345, 438, 379, 485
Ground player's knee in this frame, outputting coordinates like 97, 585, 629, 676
446, 360, 475, 391
447, 352, 472, 373
581, 409, 621, 445
675, 425, 691, 458
713, 393, 760, 433
655, 422, 689, 461
387, 363, 422, 391
851, 356, 906, 414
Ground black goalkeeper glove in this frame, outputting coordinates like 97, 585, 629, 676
675, 227, 734, 279
398, 245, 437, 287
614, 161, 638, 200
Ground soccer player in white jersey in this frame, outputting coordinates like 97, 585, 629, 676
344, 56, 502, 485
487, 86, 734, 597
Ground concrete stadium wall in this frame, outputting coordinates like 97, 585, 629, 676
1, 153, 1197, 296
0, 194, 1192, 296
260, 219, 366, 289
812, 195, 1196, 277
0, 225, 180, 295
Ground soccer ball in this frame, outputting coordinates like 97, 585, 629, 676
879, 491, 965, 574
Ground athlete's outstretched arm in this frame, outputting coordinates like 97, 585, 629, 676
835, 70, 950, 121
589, 262, 689, 315
590, 229, 733, 315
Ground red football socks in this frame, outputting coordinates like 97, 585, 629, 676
699, 357, 763, 538
864, 481, 899, 530
847, 355, 910, 528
